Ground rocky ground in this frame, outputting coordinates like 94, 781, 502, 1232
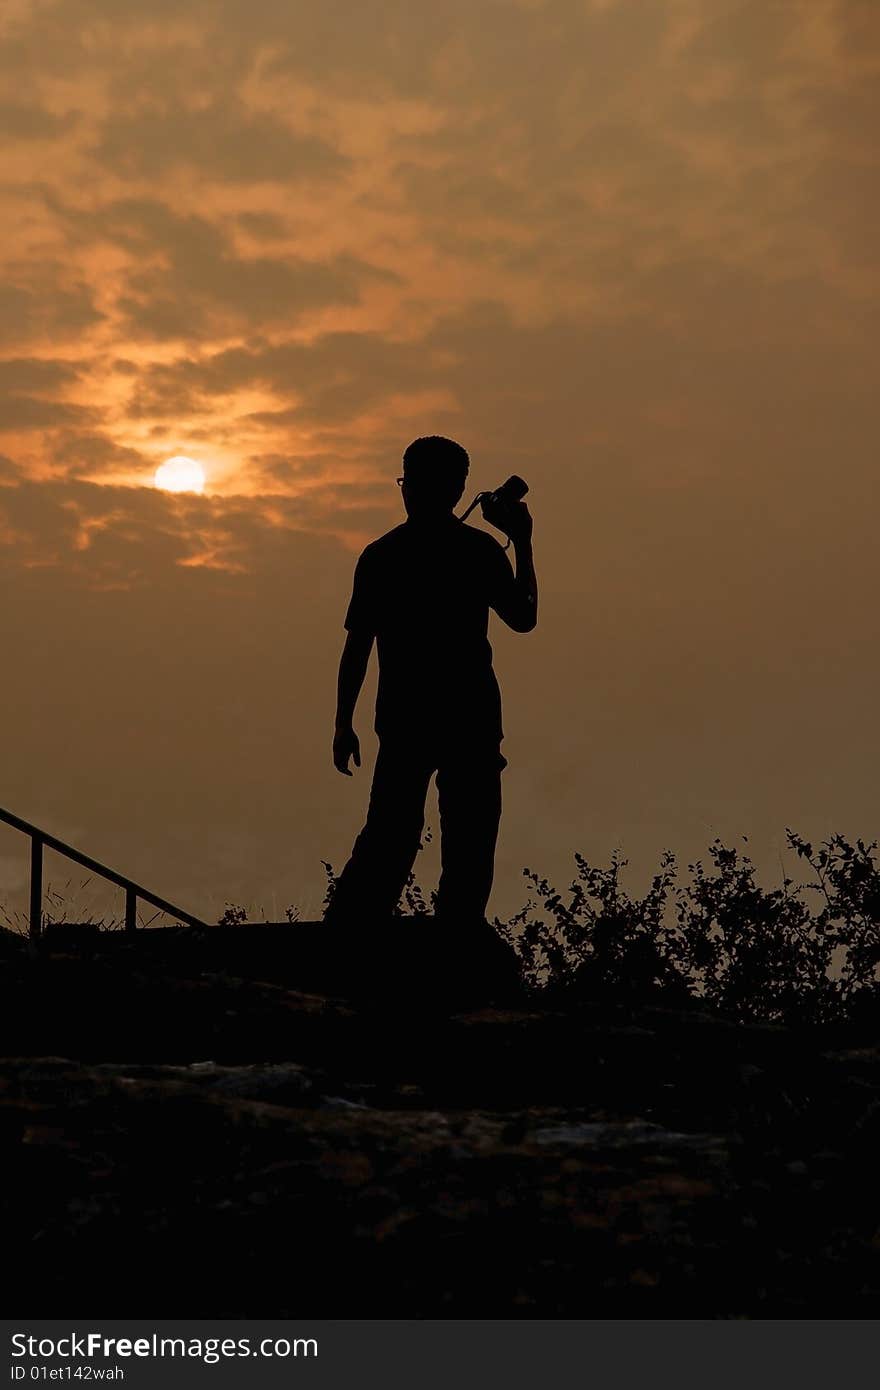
2, 920, 880, 1316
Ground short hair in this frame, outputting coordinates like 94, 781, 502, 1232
402, 436, 469, 492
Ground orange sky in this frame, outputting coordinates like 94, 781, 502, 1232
1, 0, 878, 924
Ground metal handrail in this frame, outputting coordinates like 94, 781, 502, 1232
0, 805, 208, 938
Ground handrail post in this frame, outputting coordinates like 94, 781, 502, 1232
125, 885, 137, 933
29, 835, 43, 940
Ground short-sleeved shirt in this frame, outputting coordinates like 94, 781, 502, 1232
344, 516, 515, 744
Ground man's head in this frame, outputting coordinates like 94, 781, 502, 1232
400, 436, 469, 519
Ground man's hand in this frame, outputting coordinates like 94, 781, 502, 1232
333, 724, 361, 776
482, 496, 533, 544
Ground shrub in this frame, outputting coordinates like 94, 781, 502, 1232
497, 830, 880, 1023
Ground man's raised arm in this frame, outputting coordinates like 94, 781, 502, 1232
486, 501, 538, 633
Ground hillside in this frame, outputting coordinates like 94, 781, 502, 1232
2, 921, 880, 1316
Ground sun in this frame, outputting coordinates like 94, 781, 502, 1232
154, 456, 206, 494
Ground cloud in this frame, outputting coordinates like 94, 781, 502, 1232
834, 0, 880, 56
126, 328, 428, 421
1, 0, 876, 512
0, 453, 20, 486
0, 357, 81, 393
90, 98, 349, 184
684, 0, 801, 72
0, 472, 365, 584
47, 196, 394, 342
0, 100, 80, 139
0, 397, 98, 431
118, 247, 366, 341
236, 211, 294, 240
244, 451, 328, 486
0, 276, 103, 348
48, 430, 151, 481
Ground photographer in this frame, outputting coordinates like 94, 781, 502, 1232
325, 435, 537, 928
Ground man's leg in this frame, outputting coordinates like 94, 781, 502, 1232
434, 746, 506, 922
324, 739, 436, 922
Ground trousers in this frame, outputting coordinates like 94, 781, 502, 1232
325, 736, 507, 923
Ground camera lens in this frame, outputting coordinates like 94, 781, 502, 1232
496, 475, 528, 503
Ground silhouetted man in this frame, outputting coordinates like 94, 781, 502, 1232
325, 435, 537, 926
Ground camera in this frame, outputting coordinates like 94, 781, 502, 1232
460, 475, 529, 527
481, 475, 529, 512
